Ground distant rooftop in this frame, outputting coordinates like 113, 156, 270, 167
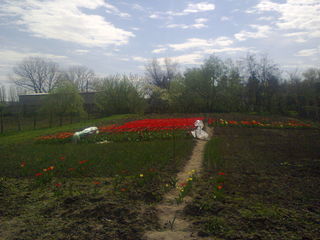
19, 91, 99, 105
19, 91, 99, 96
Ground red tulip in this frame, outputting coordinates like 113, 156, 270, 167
79, 160, 89, 164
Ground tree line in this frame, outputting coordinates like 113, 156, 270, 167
143, 55, 319, 120
1, 54, 319, 129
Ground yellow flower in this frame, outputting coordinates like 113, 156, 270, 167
191, 169, 195, 173
139, 174, 144, 177
188, 177, 193, 181
165, 184, 169, 187
181, 189, 184, 192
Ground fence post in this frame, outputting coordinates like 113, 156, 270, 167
49, 112, 53, 128
0, 110, 3, 134
33, 114, 37, 130
17, 113, 21, 131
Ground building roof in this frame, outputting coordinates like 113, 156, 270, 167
19, 92, 99, 105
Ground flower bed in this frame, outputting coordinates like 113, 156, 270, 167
208, 118, 313, 129
36, 132, 74, 143
36, 117, 204, 144
99, 117, 204, 132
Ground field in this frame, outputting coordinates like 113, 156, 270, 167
0, 113, 319, 240
186, 124, 320, 239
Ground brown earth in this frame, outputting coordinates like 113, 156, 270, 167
144, 127, 213, 240
184, 126, 320, 239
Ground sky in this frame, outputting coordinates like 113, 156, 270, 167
0, 0, 320, 86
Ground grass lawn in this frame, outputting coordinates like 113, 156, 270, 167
185, 121, 320, 239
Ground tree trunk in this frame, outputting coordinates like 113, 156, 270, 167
33, 114, 37, 130
0, 111, 3, 134
17, 114, 21, 131
49, 112, 53, 128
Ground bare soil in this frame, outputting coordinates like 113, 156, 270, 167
144, 127, 213, 240
184, 126, 320, 239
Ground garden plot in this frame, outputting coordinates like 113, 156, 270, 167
0, 117, 200, 240
184, 121, 320, 239
0, 114, 318, 240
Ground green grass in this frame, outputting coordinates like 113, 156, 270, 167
0, 114, 136, 145
203, 137, 223, 170
1, 139, 193, 178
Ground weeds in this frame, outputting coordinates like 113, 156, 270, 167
166, 214, 177, 230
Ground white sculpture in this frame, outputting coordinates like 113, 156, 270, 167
191, 120, 209, 140
72, 126, 99, 143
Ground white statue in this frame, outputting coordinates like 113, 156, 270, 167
72, 126, 99, 143
191, 120, 209, 140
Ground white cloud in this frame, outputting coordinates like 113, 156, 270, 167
132, 56, 148, 62
118, 57, 130, 61
150, 2, 215, 19
283, 31, 309, 42
168, 37, 234, 51
213, 37, 235, 47
234, 25, 272, 41
131, 4, 144, 11
0, 49, 67, 63
220, 16, 231, 21
74, 49, 89, 54
295, 48, 319, 57
152, 48, 167, 54
195, 18, 208, 24
149, 14, 160, 19
202, 47, 249, 54
104, 2, 131, 17
104, 52, 114, 57
166, 18, 209, 29
183, 2, 215, 13
0, 0, 134, 47
258, 16, 274, 21
251, 0, 320, 40
284, 32, 308, 37
166, 24, 190, 29
159, 53, 204, 65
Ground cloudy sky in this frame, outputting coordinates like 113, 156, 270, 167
0, 0, 319, 85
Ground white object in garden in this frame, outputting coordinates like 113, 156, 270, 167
72, 126, 99, 143
191, 120, 209, 140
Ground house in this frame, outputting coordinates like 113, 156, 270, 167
18, 92, 99, 114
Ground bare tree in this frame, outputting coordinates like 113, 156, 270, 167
0, 85, 6, 102
8, 85, 18, 102
12, 56, 60, 93
145, 58, 179, 89
58, 65, 95, 92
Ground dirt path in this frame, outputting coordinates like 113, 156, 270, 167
143, 127, 213, 240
